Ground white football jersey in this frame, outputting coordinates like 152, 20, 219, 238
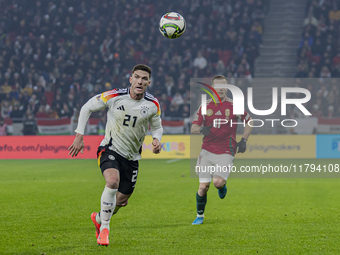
75, 88, 163, 160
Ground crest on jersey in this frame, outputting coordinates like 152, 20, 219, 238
207, 109, 213, 116
108, 155, 115, 160
140, 106, 149, 117
225, 109, 230, 117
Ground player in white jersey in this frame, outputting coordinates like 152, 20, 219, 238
68, 64, 163, 246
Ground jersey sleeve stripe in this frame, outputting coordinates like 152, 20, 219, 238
100, 88, 128, 103
144, 96, 161, 115
101, 91, 119, 103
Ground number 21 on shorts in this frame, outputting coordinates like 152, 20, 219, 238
132, 170, 138, 182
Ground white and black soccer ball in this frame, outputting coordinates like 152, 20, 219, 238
159, 12, 186, 39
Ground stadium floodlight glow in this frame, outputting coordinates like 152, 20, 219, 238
200, 84, 312, 116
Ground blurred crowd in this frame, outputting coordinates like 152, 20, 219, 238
287, 78, 340, 119
297, 0, 340, 78
0, 0, 268, 133
295, 0, 340, 118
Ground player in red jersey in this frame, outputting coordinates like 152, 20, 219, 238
191, 75, 253, 225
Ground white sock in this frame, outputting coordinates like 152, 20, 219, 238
96, 212, 101, 224
99, 186, 117, 231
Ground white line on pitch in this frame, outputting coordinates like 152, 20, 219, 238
166, 159, 183, 163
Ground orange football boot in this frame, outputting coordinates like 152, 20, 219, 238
90, 212, 101, 239
97, 228, 109, 246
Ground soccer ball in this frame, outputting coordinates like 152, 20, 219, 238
159, 12, 186, 39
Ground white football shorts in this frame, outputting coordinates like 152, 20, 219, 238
196, 149, 234, 183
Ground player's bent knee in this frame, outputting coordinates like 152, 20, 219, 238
213, 178, 226, 189
105, 178, 119, 189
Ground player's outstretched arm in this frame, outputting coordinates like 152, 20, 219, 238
68, 93, 107, 157
243, 117, 253, 139
75, 95, 107, 135
150, 107, 163, 154
68, 133, 84, 157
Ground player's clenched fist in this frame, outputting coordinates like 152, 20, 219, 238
236, 138, 247, 153
199, 125, 213, 136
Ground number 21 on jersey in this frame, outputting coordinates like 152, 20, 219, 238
123, 114, 138, 127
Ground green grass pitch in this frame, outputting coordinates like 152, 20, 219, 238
0, 158, 339, 254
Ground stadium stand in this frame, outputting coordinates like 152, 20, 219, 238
0, 0, 268, 135
296, 0, 340, 118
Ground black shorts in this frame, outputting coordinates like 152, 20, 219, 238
97, 145, 139, 195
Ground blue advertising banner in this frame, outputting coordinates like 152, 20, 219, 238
316, 135, 340, 159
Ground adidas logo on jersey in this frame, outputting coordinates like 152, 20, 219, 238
117, 105, 125, 111
215, 110, 222, 115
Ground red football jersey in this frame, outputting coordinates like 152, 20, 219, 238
192, 98, 251, 156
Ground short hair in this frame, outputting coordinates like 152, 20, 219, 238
211, 75, 228, 85
132, 64, 151, 79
